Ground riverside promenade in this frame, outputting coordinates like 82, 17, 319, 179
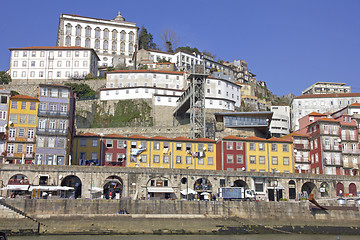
1, 199, 360, 235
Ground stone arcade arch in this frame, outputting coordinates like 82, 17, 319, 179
233, 179, 248, 188
146, 176, 175, 200
8, 174, 29, 185
61, 175, 82, 199
103, 175, 123, 199
301, 181, 317, 198
336, 182, 344, 197
349, 183, 357, 197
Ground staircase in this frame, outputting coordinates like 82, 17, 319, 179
0, 199, 46, 227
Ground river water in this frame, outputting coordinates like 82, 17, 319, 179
8, 235, 358, 240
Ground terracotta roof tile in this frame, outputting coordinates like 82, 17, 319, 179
245, 136, 267, 141
172, 136, 192, 142
150, 136, 171, 140
127, 134, 149, 139
11, 95, 38, 101
194, 137, 216, 143
350, 103, 360, 107
222, 135, 246, 140
268, 137, 292, 143
103, 134, 127, 138
78, 132, 100, 137
308, 112, 327, 116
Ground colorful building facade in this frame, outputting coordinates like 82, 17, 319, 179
216, 135, 246, 171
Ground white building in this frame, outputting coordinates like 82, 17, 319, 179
291, 93, 360, 131
9, 47, 99, 84
100, 70, 241, 111
57, 12, 138, 68
302, 82, 351, 95
269, 106, 290, 137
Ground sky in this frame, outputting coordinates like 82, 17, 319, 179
1, 0, 360, 96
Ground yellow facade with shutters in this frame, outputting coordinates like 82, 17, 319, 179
73, 134, 101, 165
125, 137, 217, 170
6, 95, 38, 163
245, 138, 294, 173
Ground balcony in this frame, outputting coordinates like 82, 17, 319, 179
320, 129, 340, 135
6, 152, 34, 158
342, 149, 360, 154
36, 128, 68, 136
324, 159, 342, 166
38, 110, 69, 118
294, 143, 309, 150
342, 135, 357, 141
7, 136, 35, 143
322, 144, 341, 151
295, 156, 310, 163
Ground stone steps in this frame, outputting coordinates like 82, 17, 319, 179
0, 205, 26, 219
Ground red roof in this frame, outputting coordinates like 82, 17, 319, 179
350, 103, 360, 107
108, 70, 184, 75
268, 137, 292, 143
245, 136, 267, 141
295, 93, 360, 99
194, 137, 216, 143
150, 136, 171, 140
222, 135, 246, 140
11, 95, 38, 101
103, 134, 127, 138
127, 134, 149, 139
78, 132, 100, 137
308, 112, 327, 116
172, 136, 192, 142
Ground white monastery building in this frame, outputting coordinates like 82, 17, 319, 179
302, 82, 351, 95
291, 93, 360, 131
100, 70, 241, 111
8, 47, 99, 84
57, 12, 138, 68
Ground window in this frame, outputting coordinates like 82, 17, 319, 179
236, 155, 244, 164
20, 101, 26, 110
153, 142, 160, 150
27, 129, 34, 138
30, 102, 36, 110
80, 139, 87, 147
57, 138, 65, 148
249, 143, 255, 151
282, 144, 289, 152
208, 157, 214, 165
283, 157, 289, 165
236, 142, 243, 150
105, 153, 112, 162
198, 157, 204, 165
37, 137, 45, 148
208, 144, 214, 152
19, 115, 26, 124
186, 156, 192, 164
106, 140, 113, 148
226, 142, 233, 150
163, 155, 169, 164
250, 156, 256, 164
91, 139, 98, 147
259, 143, 265, 151
176, 143, 182, 151
227, 154, 234, 163
0, 111, 6, 120
7, 144, 14, 153
176, 156, 182, 164
48, 138, 55, 148
272, 156, 278, 165
271, 143, 277, 152
9, 114, 17, 124
18, 128, 25, 137
259, 156, 265, 164
153, 155, 160, 163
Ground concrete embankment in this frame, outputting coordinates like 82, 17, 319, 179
1, 199, 360, 235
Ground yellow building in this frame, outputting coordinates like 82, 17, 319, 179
125, 135, 217, 170
245, 136, 294, 173
73, 132, 101, 165
6, 95, 38, 164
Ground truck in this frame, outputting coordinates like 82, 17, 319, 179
219, 187, 256, 201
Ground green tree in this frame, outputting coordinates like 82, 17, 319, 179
0, 71, 11, 84
175, 46, 200, 54
64, 83, 96, 99
138, 26, 158, 50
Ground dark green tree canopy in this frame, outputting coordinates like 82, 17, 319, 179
64, 83, 96, 99
138, 26, 158, 50
175, 46, 200, 54
0, 71, 11, 84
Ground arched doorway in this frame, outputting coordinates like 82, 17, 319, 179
233, 180, 248, 188
301, 182, 317, 199
103, 176, 123, 199
336, 182, 344, 197
61, 175, 82, 199
288, 180, 296, 200
194, 178, 212, 200
349, 183, 357, 197
7, 174, 30, 198
320, 182, 329, 198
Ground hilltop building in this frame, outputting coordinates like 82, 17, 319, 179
57, 12, 138, 68
8, 46, 99, 84
302, 82, 351, 95
290, 93, 360, 131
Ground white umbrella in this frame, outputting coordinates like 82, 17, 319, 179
200, 192, 210, 195
180, 188, 197, 195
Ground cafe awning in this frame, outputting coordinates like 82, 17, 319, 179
28, 186, 74, 191
1, 185, 29, 191
147, 187, 174, 193
180, 188, 197, 195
